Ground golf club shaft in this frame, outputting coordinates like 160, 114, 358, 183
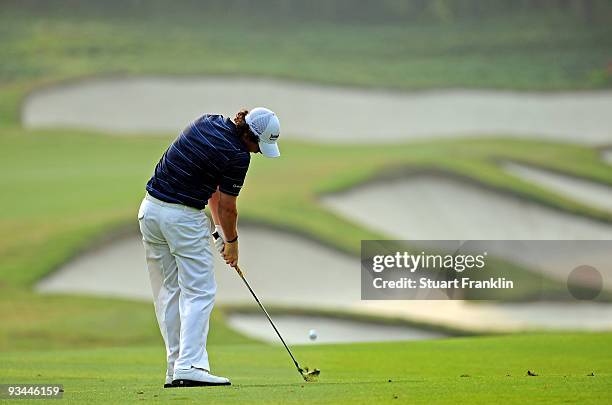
233, 264, 302, 372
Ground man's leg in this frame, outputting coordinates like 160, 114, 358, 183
143, 240, 181, 382
164, 213, 216, 372
139, 201, 181, 383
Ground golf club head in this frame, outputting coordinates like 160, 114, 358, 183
300, 367, 321, 382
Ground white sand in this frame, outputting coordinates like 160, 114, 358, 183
321, 174, 612, 290
226, 313, 446, 344
321, 174, 612, 240
36, 225, 612, 333
357, 301, 612, 332
23, 76, 612, 144
503, 162, 612, 213
36, 227, 360, 307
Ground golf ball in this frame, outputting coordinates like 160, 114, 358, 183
308, 329, 318, 341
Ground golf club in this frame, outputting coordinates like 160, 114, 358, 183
231, 264, 320, 382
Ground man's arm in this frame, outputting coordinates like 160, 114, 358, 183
218, 191, 239, 267
208, 188, 222, 227
218, 191, 238, 241
208, 188, 239, 243
215, 152, 249, 268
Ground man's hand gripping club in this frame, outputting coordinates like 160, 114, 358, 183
212, 225, 239, 268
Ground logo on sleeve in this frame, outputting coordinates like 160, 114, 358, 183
233, 184, 242, 188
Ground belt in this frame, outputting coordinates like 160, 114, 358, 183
145, 192, 203, 213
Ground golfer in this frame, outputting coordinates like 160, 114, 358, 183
137, 108, 281, 388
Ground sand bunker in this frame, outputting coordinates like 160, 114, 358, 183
23, 76, 612, 144
36, 226, 360, 307
358, 300, 612, 332
321, 174, 612, 240
503, 162, 612, 213
227, 313, 446, 344
36, 224, 612, 332
321, 174, 612, 290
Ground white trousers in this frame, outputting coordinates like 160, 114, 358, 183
138, 194, 216, 377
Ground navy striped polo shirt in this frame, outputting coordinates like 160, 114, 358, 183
146, 114, 251, 209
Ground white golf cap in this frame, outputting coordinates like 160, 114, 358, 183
245, 107, 281, 158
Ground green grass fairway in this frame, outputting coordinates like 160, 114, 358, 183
1, 333, 610, 404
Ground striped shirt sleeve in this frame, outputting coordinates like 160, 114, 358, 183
219, 152, 250, 196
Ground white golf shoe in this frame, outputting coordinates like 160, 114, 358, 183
172, 367, 231, 387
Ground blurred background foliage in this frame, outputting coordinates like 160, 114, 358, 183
3, 0, 612, 24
